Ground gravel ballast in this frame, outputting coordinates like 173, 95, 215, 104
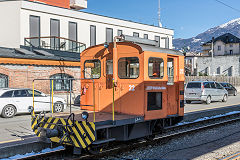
107, 120, 240, 159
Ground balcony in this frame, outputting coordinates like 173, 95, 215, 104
70, 0, 87, 10
24, 36, 86, 53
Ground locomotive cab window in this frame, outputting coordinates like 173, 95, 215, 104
148, 57, 164, 79
106, 60, 113, 75
147, 92, 162, 111
84, 59, 101, 79
118, 57, 139, 79
167, 58, 174, 84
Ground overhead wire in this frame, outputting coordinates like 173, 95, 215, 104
214, 0, 240, 13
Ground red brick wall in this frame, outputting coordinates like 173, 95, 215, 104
0, 64, 81, 95
29, 0, 70, 8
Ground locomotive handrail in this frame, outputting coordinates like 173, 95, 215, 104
32, 78, 96, 122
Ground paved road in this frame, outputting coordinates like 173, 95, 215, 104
0, 95, 240, 143
184, 94, 240, 113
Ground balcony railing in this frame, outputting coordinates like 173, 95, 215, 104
24, 36, 86, 53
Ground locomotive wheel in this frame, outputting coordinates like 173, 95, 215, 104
54, 101, 64, 113
2, 105, 16, 118
145, 134, 155, 141
87, 145, 104, 155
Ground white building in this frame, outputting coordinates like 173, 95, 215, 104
202, 33, 240, 56
0, 0, 174, 51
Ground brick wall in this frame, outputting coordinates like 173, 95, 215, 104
0, 64, 81, 96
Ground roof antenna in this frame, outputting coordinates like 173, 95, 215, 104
158, 0, 162, 27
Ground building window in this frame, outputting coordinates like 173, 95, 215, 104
148, 57, 164, 79
84, 60, 101, 79
118, 57, 139, 79
29, 15, 40, 47
50, 73, 73, 91
133, 32, 139, 37
0, 74, 8, 88
155, 36, 160, 47
90, 25, 96, 46
144, 34, 148, 39
230, 50, 233, 55
147, 92, 162, 111
106, 28, 113, 43
165, 37, 169, 49
50, 19, 60, 49
217, 67, 221, 75
218, 45, 221, 51
117, 30, 123, 36
69, 22, 78, 51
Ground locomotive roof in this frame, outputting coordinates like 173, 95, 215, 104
135, 43, 183, 56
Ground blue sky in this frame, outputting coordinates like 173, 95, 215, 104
83, 0, 240, 39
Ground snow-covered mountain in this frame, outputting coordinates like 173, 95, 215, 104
173, 18, 240, 52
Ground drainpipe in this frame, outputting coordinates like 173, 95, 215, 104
113, 36, 124, 85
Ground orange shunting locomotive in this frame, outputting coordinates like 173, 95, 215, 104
31, 35, 185, 154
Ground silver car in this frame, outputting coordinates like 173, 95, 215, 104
185, 81, 228, 104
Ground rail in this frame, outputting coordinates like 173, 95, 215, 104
24, 36, 86, 53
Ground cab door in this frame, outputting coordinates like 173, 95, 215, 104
167, 57, 178, 115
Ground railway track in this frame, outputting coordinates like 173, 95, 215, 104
19, 111, 240, 159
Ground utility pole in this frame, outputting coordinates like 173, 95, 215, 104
211, 37, 214, 76
158, 0, 162, 27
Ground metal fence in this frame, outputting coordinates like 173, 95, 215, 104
185, 76, 240, 87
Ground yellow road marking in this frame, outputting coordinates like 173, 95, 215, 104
0, 139, 22, 144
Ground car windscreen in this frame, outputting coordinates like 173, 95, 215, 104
186, 82, 201, 88
220, 83, 228, 87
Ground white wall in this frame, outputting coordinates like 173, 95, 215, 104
17, 0, 173, 49
0, 1, 21, 48
214, 41, 225, 56
225, 43, 239, 55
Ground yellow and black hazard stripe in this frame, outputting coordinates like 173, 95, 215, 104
31, 115, 95, 149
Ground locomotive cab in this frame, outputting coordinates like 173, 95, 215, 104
80, 40, 184, 121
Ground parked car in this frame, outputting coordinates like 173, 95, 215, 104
185, 81, 228, 104
220, 82, 237, 96
0, 88, 66, 118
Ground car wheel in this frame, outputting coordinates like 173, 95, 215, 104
1, 105, 17, 118
186, 100, 191, 104
222, 94, 228, 102
54, 102, 64, 113
205, 96, 211, 104
234, 91, 237, 96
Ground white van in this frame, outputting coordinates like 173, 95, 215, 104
185, 81, 228, 104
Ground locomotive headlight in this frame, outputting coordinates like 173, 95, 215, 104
81, 111, 89, 121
